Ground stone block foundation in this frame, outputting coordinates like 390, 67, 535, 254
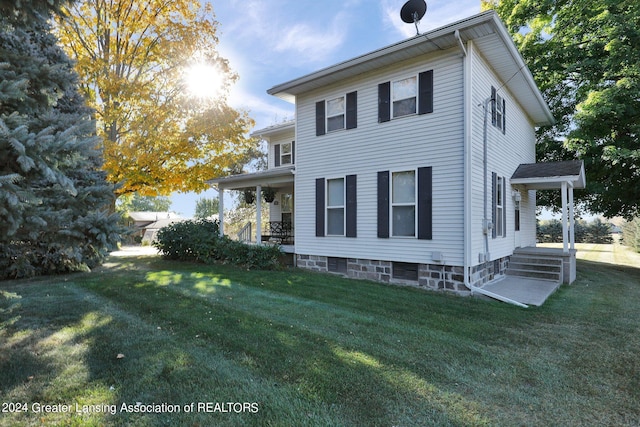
296, 254, 512, 296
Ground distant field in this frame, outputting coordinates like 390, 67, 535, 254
539, 241, 640, 267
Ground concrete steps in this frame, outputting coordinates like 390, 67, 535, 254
506, 252, 563, 283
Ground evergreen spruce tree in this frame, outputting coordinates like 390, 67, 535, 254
0, 0, 121, 279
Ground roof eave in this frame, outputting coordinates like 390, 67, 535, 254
266, 11, 554, 126
511, 175, 585, 190
489, 13, 555, 126
267, 11, 497, 100
207, 166, 295, 190
250, 120, 295, 139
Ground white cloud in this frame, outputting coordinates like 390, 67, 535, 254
220, 1, 351, 66
228, 87, 294, 128
274, 20, 346, 61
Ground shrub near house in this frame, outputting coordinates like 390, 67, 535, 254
154, 219, 282, 270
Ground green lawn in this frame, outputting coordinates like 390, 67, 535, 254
1, 245, 639, 426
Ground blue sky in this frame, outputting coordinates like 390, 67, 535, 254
171, 0, 481, 216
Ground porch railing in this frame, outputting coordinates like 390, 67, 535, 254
237, 222, 252, 243
261, 221, 293, 244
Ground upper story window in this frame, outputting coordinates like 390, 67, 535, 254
379, 70, 433, 122
273, 141, 294, 167
327, 97, 345, 132
491, 86, 506, 134
280, 142, 293, 165
392, 77, 417, 118
316, 91, 357, 136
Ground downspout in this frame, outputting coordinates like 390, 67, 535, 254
456, 31, 528, 308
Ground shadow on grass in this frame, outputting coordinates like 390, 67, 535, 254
579, 258, 640, 274
0, 258, 494, 426
3, 254, 640, 426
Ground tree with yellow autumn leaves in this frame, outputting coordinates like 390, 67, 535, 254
55, 0, 258, 198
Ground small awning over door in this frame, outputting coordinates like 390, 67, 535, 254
510, 160, 586, 255
510, 160, 585, 190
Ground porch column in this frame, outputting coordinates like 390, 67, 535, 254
569, 184, 575, 250
256, 185, 262, 245
218, 187, 224, 237
561, 181, 568, 254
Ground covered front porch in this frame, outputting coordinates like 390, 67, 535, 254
511, 160, 586, 284
208, 166, 295, 253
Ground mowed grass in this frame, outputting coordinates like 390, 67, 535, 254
1, 245, 639, 426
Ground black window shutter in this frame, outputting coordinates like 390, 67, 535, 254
491, 86, 497, 126
316, 178, 325, 237
378, 82, 391, 123
291, 141, 295, 164
274, 144, 280, 167
316, 101, 326, 136
346, 91, 357, 129
418, 70, 434, 115
417, 167, 433, 240
491, 172, 497, 239
377, 171, 390, 238
502, 98, 506, 134
346, 174, 357, 237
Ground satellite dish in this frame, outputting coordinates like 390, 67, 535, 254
400, 0, 427, 35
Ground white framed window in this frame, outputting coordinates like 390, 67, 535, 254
495, 93, 504, 131
281, 142, 292, 165
391, 170, 416, 237
496, 176, 504, 237
491, 86, 506, 133
326, 96, 345, 132
326, 178, 345, 236
281, 192, 292, 224
392, 76, 417, 118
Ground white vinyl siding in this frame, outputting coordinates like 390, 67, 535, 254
468, 40, 537, 264
294, 50, 465, 266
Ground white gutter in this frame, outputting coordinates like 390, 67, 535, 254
456, 32, 528, 309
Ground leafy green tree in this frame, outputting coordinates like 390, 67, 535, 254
0, 0, 121, 279
117, 193, 173, 213
194, 197, 220, 219
586, 218, 613, 244
537, 219, 563, 243
484, 0, 640, 218
574, 219, 588, 243
622, 217, 640, 252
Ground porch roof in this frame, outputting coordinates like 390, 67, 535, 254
510, 160, 585, 190
250, 120, 295, 140
207, 166, 295, 190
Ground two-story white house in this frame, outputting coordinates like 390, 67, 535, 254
210, 11, 585, 302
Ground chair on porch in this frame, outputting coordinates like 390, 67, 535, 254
261, 221, 293, 245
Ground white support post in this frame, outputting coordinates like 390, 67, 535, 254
569, 185, 575, 250
256, 185, 262, 245
561, 181, 568, 254
218, 187, 224, 237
